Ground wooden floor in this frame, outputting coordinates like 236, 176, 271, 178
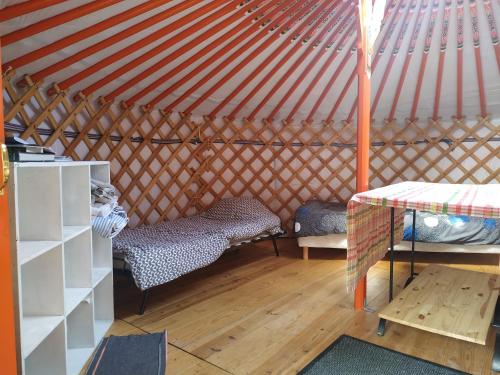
105, 239, 499, 374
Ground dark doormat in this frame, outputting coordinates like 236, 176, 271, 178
86, 331, 167, 375
299, 335, 470, 375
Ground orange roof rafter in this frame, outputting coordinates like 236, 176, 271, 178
57, 0, 235, 94
244, 4, 356, 121
432, 0, 452, 121
80, 0, 269, 100
483, 0, 500, 76
122, 0, 282, 107
410, 0, 439, 121
0, 0, 66, 22
312, 0, 401, 123
1, 0, 122, 46
387, 0, 430, 121
226, 0, 352, 121
307, 37, 356, 122
286, 17, 356, 122
345, 0, 407, 122
456, 0, 465, 119
4, 0, 179, 72
277, 18, 355, 122
29, 0, 207, 84
327, 65, 356, 122
2, 0, 497, 124
143, 0, 302, 110
469, 0, 488, 117
207, 0, 345, 120
163, 0, 318, 114
370, 0, 417, 116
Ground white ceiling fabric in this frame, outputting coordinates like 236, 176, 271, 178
1, 0, 500, 124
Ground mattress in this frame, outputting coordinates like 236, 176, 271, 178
403, 212, 500, 245
294, 201, 347, 237
294, 201, 500, 245
113, 198, 282, 290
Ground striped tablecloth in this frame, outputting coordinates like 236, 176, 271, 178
347, 182, 500, 291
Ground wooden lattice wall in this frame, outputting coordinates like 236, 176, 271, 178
3, 70, 500, 229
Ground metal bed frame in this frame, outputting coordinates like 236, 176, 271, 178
114, 232, 282, 315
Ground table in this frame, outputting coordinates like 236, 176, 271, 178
347, 182, 500, 293
346, 182, 500, 369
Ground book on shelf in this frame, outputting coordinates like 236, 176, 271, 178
6, 136, 56, 162
9, 152, 55, 162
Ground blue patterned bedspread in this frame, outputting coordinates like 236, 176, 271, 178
294, 200, 500, 245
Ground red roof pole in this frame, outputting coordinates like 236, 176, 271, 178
354, 0, 371, 311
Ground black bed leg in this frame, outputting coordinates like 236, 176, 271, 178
139, 289, 149, 315
272, 237, 279, 257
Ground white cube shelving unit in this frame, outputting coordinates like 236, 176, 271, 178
10, 161, 114, 375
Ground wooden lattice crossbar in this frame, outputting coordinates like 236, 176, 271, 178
3, 71, 499, 229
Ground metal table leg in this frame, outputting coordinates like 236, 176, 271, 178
404, 209, 418, 287
378, 207, 395, 336
493, 334, 500, 372
492, 299, 500, 371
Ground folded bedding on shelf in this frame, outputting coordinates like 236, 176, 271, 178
294, 200, 500, 245
91, 178, 128, 239
113, 197, 283, 290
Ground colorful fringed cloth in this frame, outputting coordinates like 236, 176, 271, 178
347, 182, 500, 291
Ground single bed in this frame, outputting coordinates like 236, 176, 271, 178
294, 200, 500, 260
113, 197, 283, 313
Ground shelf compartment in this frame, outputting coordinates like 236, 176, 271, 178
66, 296, 95, 375
24, 321, 66, 375
94, 272, 114, 344
17, 241, 61, 266
67, 347, 95, 375
65, 288, 92, 316
64, 229, 92, 289
21, 315, 65, 359
90, 163, 110, 184
14, 165, 62, 241
63, 225, 91, 242
92, 229, 112, 269
21, 245, 64, 316
61, 165, 91, 226
92, 267, 112, 287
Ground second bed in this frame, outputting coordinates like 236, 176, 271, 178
294, 200, 500, 260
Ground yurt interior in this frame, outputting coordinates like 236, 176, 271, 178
0, 0, 499, 374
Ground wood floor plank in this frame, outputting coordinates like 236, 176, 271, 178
80, 320, 228, 375
112, 241, 500, 374
130, 256, 348, 347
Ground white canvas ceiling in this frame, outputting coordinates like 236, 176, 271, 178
1, 0, 500, 124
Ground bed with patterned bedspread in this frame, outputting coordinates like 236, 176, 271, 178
113, 197, 283, 291
294, 200, 500, 260
294, 200, 500, 245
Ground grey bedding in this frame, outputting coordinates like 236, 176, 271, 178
294, 200, 500, 245
113, 198, 282, 290
294, 201, 347, 237
403, 212, 500, 245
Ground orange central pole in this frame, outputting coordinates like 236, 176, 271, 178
354, 0, 371, 310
